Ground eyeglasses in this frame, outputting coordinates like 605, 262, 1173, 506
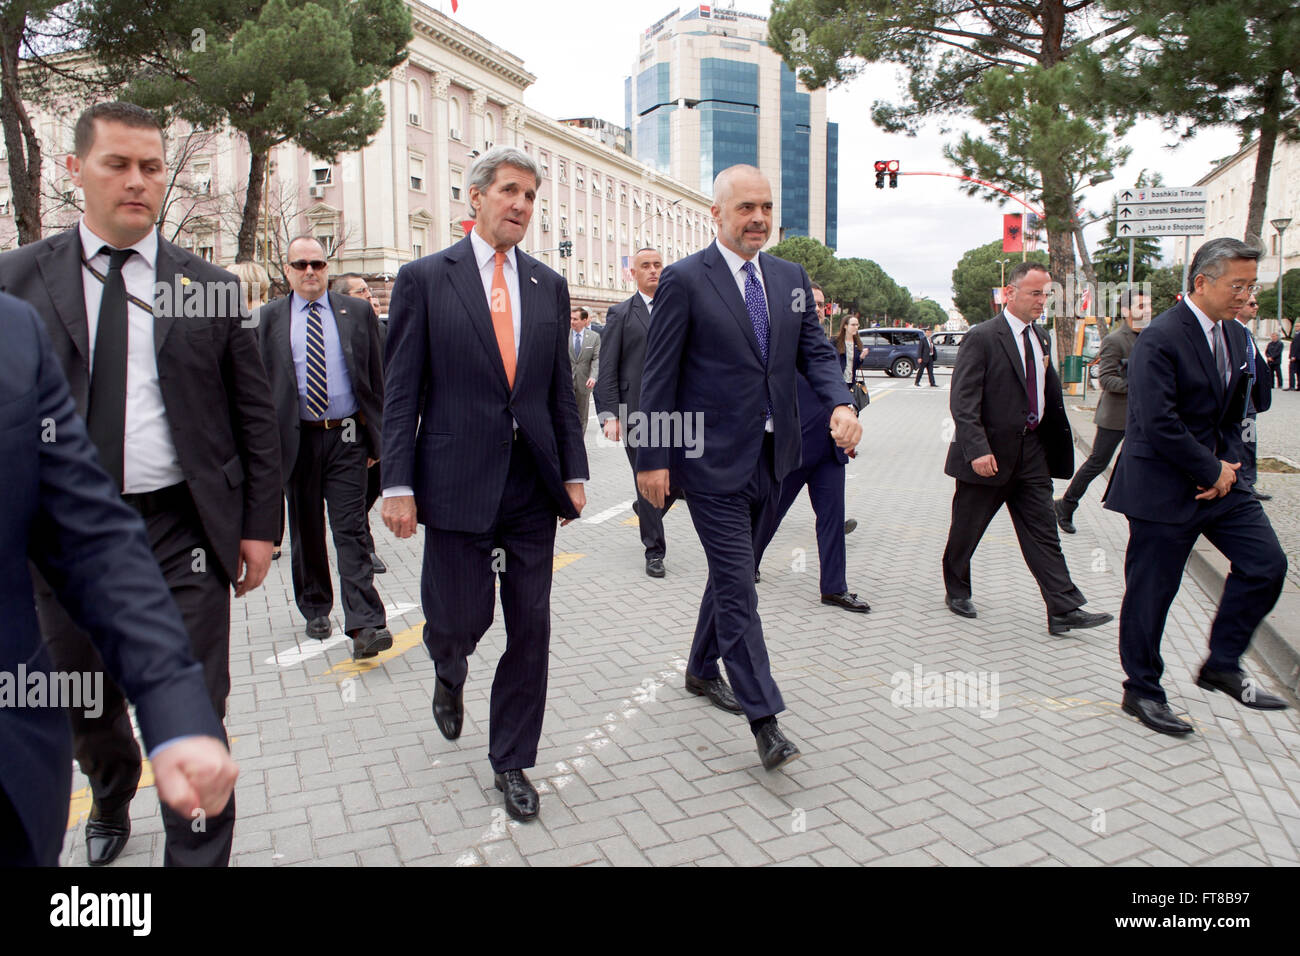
1213, 278, 1261, 294
288, 259, 328, 272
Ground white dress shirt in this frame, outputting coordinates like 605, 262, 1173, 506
1184, 297, 1222, 362
1002, 309, 1046, 423
638, 290, 654, 314
78, 219, 184, 493
713, 239, 774, 432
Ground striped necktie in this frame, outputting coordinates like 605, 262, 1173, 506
305, 300, 329, 418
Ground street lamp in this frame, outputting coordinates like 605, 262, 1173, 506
1272, 218, 1291, 329
998, 258, 1011, 287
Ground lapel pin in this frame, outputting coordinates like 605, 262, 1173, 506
530, 276, 538, 284
181, 276, 191, 286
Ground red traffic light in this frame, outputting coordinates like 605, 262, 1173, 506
874, 160, 888, 172
886, 160, 900, 172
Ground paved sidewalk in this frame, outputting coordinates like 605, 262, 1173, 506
61, 375, 1300, 866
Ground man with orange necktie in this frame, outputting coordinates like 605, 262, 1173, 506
381, 147, 588, 823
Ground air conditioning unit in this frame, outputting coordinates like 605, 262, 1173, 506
0, 201, 9, 215
308, 185, 325, 198
410, 112, 421, 126
450, 129, 462, 141
541, 216, 551, 232
560, 228, 570, 238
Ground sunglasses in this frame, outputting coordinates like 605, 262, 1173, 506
288, 259, 328, 272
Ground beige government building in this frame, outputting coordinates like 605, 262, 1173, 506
0, 3, 717, 315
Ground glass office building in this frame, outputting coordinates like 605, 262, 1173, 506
627, 5, 839, 249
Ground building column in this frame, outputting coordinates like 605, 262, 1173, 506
432, 70, 452, 251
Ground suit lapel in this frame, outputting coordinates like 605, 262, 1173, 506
631, 293, 650, 334
36, 230, 91, 368
704, 243, 762, 363
994, 314, 1028, 388
515, 251, 545, 396
271, 299, 293, 388
153, 237, 187, 357
446, 237, 511, 393
328, 291, 359, 379
1181, 308, 1223, 401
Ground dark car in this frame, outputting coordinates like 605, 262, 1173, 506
859, 328, 927, 377
930, 330, 967, 368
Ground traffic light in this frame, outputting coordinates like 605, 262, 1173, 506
887, 159, 900, 188
874, 160, 887, 189
559, 240, 573, 258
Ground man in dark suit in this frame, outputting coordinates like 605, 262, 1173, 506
259, 243, 389, 660
334, 272, 389, 575
1264, 332, 1284, 388
1055, 291, 1149, 534
0, 292, 239, 867
382, 147, 588, 822
1105, 238, 1289, 735
1232, 293, 1273, 501
941, 261, 1112, 636
1291, 334, 1300, 391
753, 282, 870, 613
596, 246, 683, 579
0, 102, 280, 867
637, 165, 860, 771
568, 306, 600, 433
914, 329, 937, 387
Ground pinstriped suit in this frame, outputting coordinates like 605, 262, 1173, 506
383, 234, 588, 772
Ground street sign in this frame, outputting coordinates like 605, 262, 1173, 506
1117, 219, 1207, 237
1116, 186, 1206, 237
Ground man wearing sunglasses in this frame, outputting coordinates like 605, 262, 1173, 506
258, 239, 390, 660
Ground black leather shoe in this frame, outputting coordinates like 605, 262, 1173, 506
645, 556, 666, 578
1196, 668, 1289, 710
306, 616, 331, 640
1251, 490, 1272, 502
685, 672, 743, 714
350, 626, 392, 659
821, 591, 871, 613
1048, 608, 1113, 635
1054, 499, 1076, 535
432, 677, 464, 739
1122, 692, 1194, 735
271, 547, 282, 560
494, 770, 539, 821
370, 552, 387, 574
86, 810, 131, 866
945, 595, 976, 618
844, 518, 858, 536
754, 720, 800, 771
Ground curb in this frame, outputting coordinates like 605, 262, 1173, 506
1063, 402, 1300, 701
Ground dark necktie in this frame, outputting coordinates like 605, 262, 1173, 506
572, 331, 582, 359
1022, 327, 1039, 430
742, 261, 771, 419
86, 246, 134, 489
305, 300, 329, 418
1212, 322, 1230, 389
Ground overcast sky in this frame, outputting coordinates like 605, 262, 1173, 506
429, 0, 1243, 310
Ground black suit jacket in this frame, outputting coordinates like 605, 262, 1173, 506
944, 311, 1073, 485
382, 236, 588, 531
638, 243, 852, 494
1105, 301, 1254, 522
595, 291, 653, 422
0, 227, 281, 582
257, 290, 385, 474
0, 293, 222, 865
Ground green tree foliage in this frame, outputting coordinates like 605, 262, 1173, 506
766, 236, 921, 323
766, 235, 837, 287
909, 298, 947, 328
951, 239, 1049, 325
1098, 2, 1300, 249
78, 0, 412, 260
770, 0, 1137, 353
1144, 265, 1184, 317
1256, 269, 1300, 330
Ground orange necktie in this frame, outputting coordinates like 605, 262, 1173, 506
491, 251, 516, 387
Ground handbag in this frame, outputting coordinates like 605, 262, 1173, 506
851, 370, 870, 411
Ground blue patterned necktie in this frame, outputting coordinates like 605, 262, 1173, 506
305, 300, 329, 418
742, 261, 769, 363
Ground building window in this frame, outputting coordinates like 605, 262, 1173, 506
620, 186, 627, 204
576, 168, 584, 190
197, 239, 214, 261
484, 112, 495, 151
607, 182, 614, 200
192, 160, 211, 194
449, 96, 462, 140
314, 233, 336, 257
591, 174, 600, 193
592, 220, 599, 239
409, 79, 422, 127
0, 186, 10, 216
412, 226, 426, 259
311, 166, 332, 186
558, 160, 568, 184
539, 152, 550, 177
577, 259, 584, 285
450, 166, 464, 201
409, 155, 425, 192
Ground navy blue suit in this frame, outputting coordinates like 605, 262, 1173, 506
753, 372, 850, 595
639, 242, 852, 719
383, 235, 588, 772
0, 293, 221, 866
1105, 301, 1287, 702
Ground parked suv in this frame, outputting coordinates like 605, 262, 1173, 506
930, 330, 967, 368
859, 328, 927, 377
